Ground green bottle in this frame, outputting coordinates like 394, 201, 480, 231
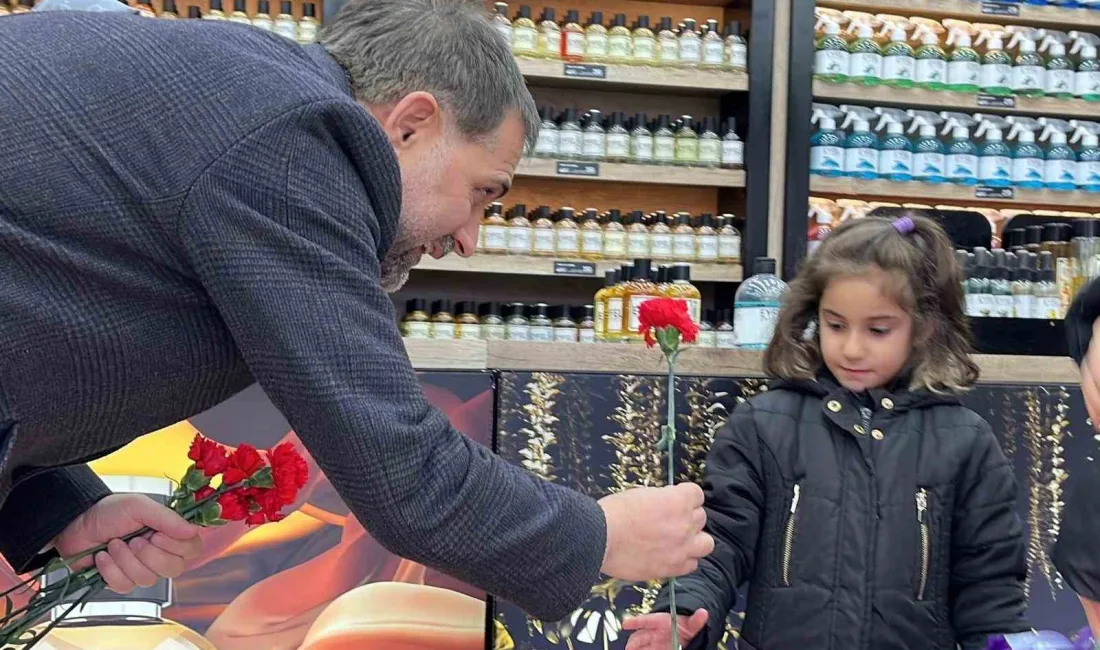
674, 115, 699, 166
977, 29, 1013, 96
1040, 31, 1074, 100
914, 25, 948, 91
946, 27, 980, 93
848, 20, 883, 86
1070, 31, 1100, 102
881, 24, 916, 88
813, 19, 850, 84
1009, 29, 1045, 97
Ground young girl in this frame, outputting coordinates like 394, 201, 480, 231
624, 215, 1028, 650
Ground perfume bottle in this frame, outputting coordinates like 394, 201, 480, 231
274, 0, 298, 39
718, 214, 742, 264
159, 0, 177, 18
603, 209, 627, 258
298, 2, 319, 43
533, 106, 559, 158
606, 111, 631, 162
430, 300, 456, 339
528, 303, 554, 342
630, 113, 654, 164
678, 18, 703, 67
696, 213, 719, 262
227, 0, 249, 24
657, 17, 680, 66
492, 2, 513, 46
561, 9, 586, 61
594, 269, 618, 340
511, 5, 539, 58
653, 114, 676, 165
552, 305, 578, 342
675, 116, 700, 166
557, 108, 583, 160
698, 117, 722, 168
625, 210, 651, 258
554, 207, 581, 257
609, 13, 633, 64
505, 303, 530, 341
537, 7, 561, 59
481, 202, 509, 254
480, 302, 507, 340
605, 264, 632, 341
204, 0, 225, 20
581, 109, 607, 160
667, 263, 703, 326
698, 309, 718, 347
649, 211, 674, 261
702, 18, 726, 68
577, 305, 597, 343
402, 299, 431, 338
623, 259, 661, 342
506, 204, 533, 255
725, 20, 748, 72
721, 117, 744, 170
531, 205, 556, 256
580, 208, 605, 260
632, 16, 658, 66
585, 11, 609, 62
187, 6, 201, 18
715, 308, 736, 348
251, 0, 273, 30
135, 0, 156, 18
672, 213, 697, 260
456, 301, 481, 340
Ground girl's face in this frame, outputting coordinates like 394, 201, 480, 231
818, 267, 914, 392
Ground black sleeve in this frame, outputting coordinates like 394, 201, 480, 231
0, 466, 110, 571
1066, 276, 1100, 365
950, 420, 1030, 649
652, 401, 765, 650
1051, 462, 1100, 601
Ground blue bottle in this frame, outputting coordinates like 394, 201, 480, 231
1039, 117, 1077, 192
1007, 117, 1044, 189
1071, 120, 1100, 192
810, 105, 845, 178
907, 111, 946, 184
974, 114, 1012, 188
874, 108, 913, 183
940, 113, 978, 186
840, 106, 879, 180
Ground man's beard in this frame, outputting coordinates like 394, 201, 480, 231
379, 236, 455, 293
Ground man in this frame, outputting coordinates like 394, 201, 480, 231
0, 0, 712, 621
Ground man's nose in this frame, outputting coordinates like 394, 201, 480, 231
453, 221, 478, 258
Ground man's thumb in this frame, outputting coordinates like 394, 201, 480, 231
130, 497, 199, 539
686, 609, 709, 635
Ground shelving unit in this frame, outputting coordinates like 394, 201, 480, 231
815, 0, 1100, 30
514, 57, 749, 95
810, 177, 1100, 211
517, 157, 746, 187
416, 253, 744, 282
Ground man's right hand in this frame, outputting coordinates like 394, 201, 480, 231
623, 609, 709, 650
598, 483, 712, 581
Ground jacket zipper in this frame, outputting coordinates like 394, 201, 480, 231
782, 483, 801, 586
916, 488, 930, 600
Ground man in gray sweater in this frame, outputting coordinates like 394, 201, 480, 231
0, 0, 711, 621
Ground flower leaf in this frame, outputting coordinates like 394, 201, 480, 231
247, 466, 274, 489
181, 466, 209, 492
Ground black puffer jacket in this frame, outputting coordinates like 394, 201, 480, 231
654, 374, 1029, 650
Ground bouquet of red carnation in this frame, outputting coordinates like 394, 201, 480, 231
0, 434, 308, 650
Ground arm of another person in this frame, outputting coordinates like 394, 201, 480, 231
177, 100, 605, 621
950, 419, 1029, 650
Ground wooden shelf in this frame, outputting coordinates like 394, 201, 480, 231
516, 57, 749, 95
815, 0, 1100, 31
414, 253, 744, 282
810, 176, 1100, 211
813, 81, 1100, 120
517, 158, 746, 187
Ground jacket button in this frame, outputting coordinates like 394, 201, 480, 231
881, 398, 894, 410
827, 400, 842, 412
854, 424, 866, 435
871, 429, 885, 440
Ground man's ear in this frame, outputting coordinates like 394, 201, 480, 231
377, 92, 443, 151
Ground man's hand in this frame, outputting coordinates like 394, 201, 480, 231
1082, 319, 1100, 431
53, 494, 202, 593
623, 609, 709, 650
598, 483, 713, 581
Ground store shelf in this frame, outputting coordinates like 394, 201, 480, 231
414, 253, 744, 282
813, 81, 1100, 119
815, 0, 1100, 31
810, 176, 1100, 210
517, 158, 746, 187
515, 57, 748, 95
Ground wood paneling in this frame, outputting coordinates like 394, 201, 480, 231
505, 176, 724, 214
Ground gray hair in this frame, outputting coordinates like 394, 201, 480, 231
320, 0, 539, 152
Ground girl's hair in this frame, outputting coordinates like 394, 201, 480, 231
763, 214, 979, 392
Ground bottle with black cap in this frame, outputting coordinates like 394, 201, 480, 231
159, 0, 177, 18
967, 248, 991, 317
551, 305, 578, 342
625, 210, 652, 258
1003, 227, 1027, 253
187, 5, 202, 18
505, 302, 530, 340
650, 210, 674, 261
581, 109, 607, 160
717, 213, 742, 264
580, 208, 605, 260
562, 10, 586, 61
675, 115, 699, 166
481, 202, 509, 254
698, 117, 722, 168
594, 269, 618, 340
657, 16, 680, 66
251, 0, 273, 30
479, 302, 507, 340
725, 20, 748, 72
538, 7, 561, 60
653, 114, 676, 165
623, 259, 661, 342
606, 264, 632, 341
577, 305, 597, 343
672, 213, 697, 260
602, 209, 627, 258
609, 13, 633, 63
511, 5, 539, 57
734, 257, 787, 349
667, 263, 702, 326
507, 203, 533, 255
702, 18, 725, 68
557, 108, 583, 160
274, 0, 298, 39
630, 113, 654, 163
429, 299, 456, 339
455, 301, 481, 340
227, 0, 249, 24
990, 250, 1013, 318
534, 106, 560, 158
204, 0, 225, 19
698, 308, 718, 347
606, 112, 631, 162
678, 18, 702, 66
1011, 251, 1034, 318
696, 213, 719, 262
554, 207, 581, 256
1025, 224, 1044, 254
528, 303, 554, 341
632, 15, 657, 65
715, 308, 736, 348
1072, 218, 1100, 295
584, 11, 609, 62
298, 2, 319, 43
402, 299, 430, 338
531, 205, 557, 256
1035, 251, 1061, 319
721, 117, 744, 170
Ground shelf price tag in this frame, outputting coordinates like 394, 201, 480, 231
976, 94, 1016, 109
975, 185, 1015, 200
555, 161, 600, 177
563, 63, 607, 79
980, 1, 1019, 15
553, 261, 598, 276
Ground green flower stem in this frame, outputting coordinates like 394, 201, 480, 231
665, 354, 679, 650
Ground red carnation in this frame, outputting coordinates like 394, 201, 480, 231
269, 442, 309, 507
638, 298, 699, 348
187, 435, 229, 477
250, 487, 288, 524
222, 444, 266, 485
216, 491, 250, 522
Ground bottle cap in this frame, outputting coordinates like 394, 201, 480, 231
725, 20, 742, 37
604, 269, 619, 287
655, 114, 672, 131
279, 0, 291, 13
607, 208, 623, 223
724, 117, 738, 137
494, 2, 507, 14
752, 257, 777, 275
1025, 225, 1043, 248
1041, 223, 1061, 243
512, 204, 527, 218
558, 207, 575, 220
660, 16, 673, 31
609, 111, 627, 129
479, 301, 502, 318
613, 12, 627, 27
456, 301, 477, 316
1038, 250, 1056, 281
632, 258, 653, 280
703, 308, 717, 324
637, 15, 650, 29
628, 210, 645, 224
1004, 228, 1026, 250
1058, 222, 1074, 242
565, 9, 579, 22
580, 304, 596, 321
528, 303, 550, 319
406, 298, 428, 314
955, 249, 971, 276
582, 208, 598, 222
163, 0, 176, 12
550, 304, 572, 321
257, 0, 269, 12
699, 213, 715, 229
188, 5, 201, 17
517, 5, 532, 19
990, 249, 1007, 281
234, 0, 245, 11
507, 302, 528, 319
683, 17, 697, 29
1075, 219, 1099, 239
209, 0, 223, 10
672, 262, 692, 283
541, 7, 555, 21
560, 108, 579, 125
620, 263, 634, 280
657, 265, 671, 283
589, 11, 603, 25
303, 1, 315, 16
431, 299, 453, 315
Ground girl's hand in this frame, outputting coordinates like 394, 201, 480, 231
623, 609, 709, 650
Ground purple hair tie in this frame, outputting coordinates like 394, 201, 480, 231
893, 217, 915, 234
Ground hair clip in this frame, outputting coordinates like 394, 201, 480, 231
893, 217, 915, 234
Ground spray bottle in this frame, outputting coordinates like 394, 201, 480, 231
1038, 117, 1078, 191
840, 105, 880, 179
1039, 29, 1075, 98
907, 110, 947, 183
878, 16, 915, 87
1070, 120, 1100, 192
974, 114, 1013, 187
814, 13, 850, 83
874, 107, 913, 182
945, 21, 981, 93
940, 112, 979, 185
810, 103, 846, 177
1006, 116, 1045, 188
1008, 27, 1045, 96
976, 26, 1013, 96
913, 21, 948, 91
1069, 31, 1100, 101
846, 17, 883, 85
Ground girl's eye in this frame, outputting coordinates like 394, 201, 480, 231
870, 327, 891, 336
826, 322, 844, 331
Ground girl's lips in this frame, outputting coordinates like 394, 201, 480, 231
841, 367, 870, 375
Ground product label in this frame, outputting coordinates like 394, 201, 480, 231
579, 328, 596, 343
558, 130, 583, 156
403, 321, 431, 338
659, 39, 680, 63
535, 128, 559, 156
581, 230, 604, 253
483, 225, 508, 251
632, 134, 654, 160
609, 34, 632, 58
722, 140, 744, 166
673, 233, 696, 259
878, 150, 913, 177
628, 295, 657, 332
1076, 70, 1100, 97
810, 145, 844, 174
274, 19, 298, 39
546, 30, 562, 55
482, 323, 506, 340
430, 322, 455, 339
607, 133, 630, 158
1012, 157, 1044, 185
685, 298, 702, 326
719, 234, 741, 260
533, 229, 556, 253
704, 40, 725, 65
730, 43, 748, 69
1012, 65, 1044, 92
978, 293, 994, 317
459, 324, 482, 340
634, 38, 657, 62
675, 138, 699, 162
1014, 294, 1035, 319
979, 155, 1012, 184
699, 139, 722, 164
965, 294, 982, 318
992, 294, 1013, 318
507, 226, 532, 253
556, 161, 600, 177
554, 327, 578, 343
697, 235, 719, 261
603, 231, 627, 257
882, 55, 915, 82
915, 59, 947, 85
252, 16, 274, 31
980, 63, 1012, 90
1046, 69, 1074, 96
697, 330, 718, 348
607, 298, 624, 334
947, 60, 980, 87
733, 303, 779, 348
565, 31, 586, 57
814, 49, 850, 77
586, 33, 609, 57
914, 152, 945, 180
513, 27, 538, 53
495, 23, 514, 44
627, 232, 651, 257
555, 229, 580, 255
1077, 160, 1100, 187
297, 22, 318, 42
583, 132, 606, 157
650, 233, 673, 258
946, 153, 978, 182
595, 300, 607, 335
850, 52, 882, 79
1045, 159, 1077, 186
654, 136, 676, 161
679, 39, 702, 62
715, 330, 736, 349
528, 325, 554, 342
844, 147, 878, 176
1036, 295, 1062, 320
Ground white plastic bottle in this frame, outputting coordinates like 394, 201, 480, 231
734, 257, 787, 349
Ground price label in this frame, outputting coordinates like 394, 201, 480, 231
975, 185, 1015, 199
563, 63, 607, 79
980, 1, 1019, 15
553, 261, 598, 276
556, 161, 600, 177
976, 94, 1016, 109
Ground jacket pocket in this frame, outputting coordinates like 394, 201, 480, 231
781, 483, 801, 586
915, 488, 931, 600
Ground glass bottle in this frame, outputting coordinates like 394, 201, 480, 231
672, 213, 697, 261
989, 250, 1013, 317
577, 305, 597, 343
455, 301, 481, 340
530, 205, 556, 256
227, 0, 249, 23
582, 109, 607, 160
1073, 219, 1100, 296
625, 210, 652, 258
605, 264, 632, 341
481, 202, 509, 254
273, 1, 297, 38
298, 2, 319, 43
657, 17, 680, 66
698, 309, 718, 347
678, 18, 703, 67
533, 106, 560, 159
11, 0, 32, 13
584, 11, 609, 62
605, 111, 631, 162
630, 113, 654, 164
580, 208, 605, 260
623, 259, 662, 342
537, 7, 561, 60
650, 211, 674, 261
967, 248, 991, 317
715, 308, 736, 348
698, 117, 722, 169
653, 114, 676, 166
703, 18, 726, 69
632, 16, 658, 66
733, 257, 787, 349
555, 207, 581, 257
158, 0, 179, 17
187, 6, 202, 18
609, 13, 633, 64
1035, 251, 1061, 318
492, 2, 513, 47
528, 303, 554, 342
480, 302, 507, 340
135, 0, 157, 18
718, 214, 742, 264
1011, 252, 1034, 318
557, 108, 583, 160
721, 117, 744, 170
603, 209, 627, 259
725, 20, 748, 72
251, 0, 273, 30
552, 305, 579, 342
507, 204, 533, 256
696, 213, 719, 262
505, 303, 530, 341
675, 116, 700, 166
402, 299, 431, 338
204, 0, 226, 20
667, 263, 703, 326
594, 269, 618, 341
562, 9, 586, 61
430, 299, 456, 340
1026, 225, 1044, 254
512, 5, 539, 58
